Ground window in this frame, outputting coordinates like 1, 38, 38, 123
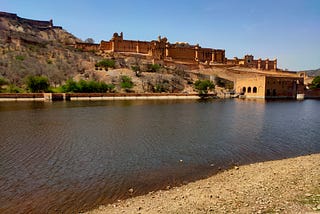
248, 87, 252, 93
242, 87, 246, 93
253, 87, 257, 93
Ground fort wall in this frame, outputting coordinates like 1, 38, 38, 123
0, 11, 61, 29
167, 46, 196, 62
100, 41, 112, 50
75, 42, 100, 51
75, 32, 277, 71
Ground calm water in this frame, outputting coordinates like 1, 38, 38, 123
0, 99, 319, 213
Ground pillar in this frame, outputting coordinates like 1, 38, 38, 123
211, 50, 216, 63
111, 41, 115, 52
266, 58, 269, 70
195, 46, 199, 62
165, 44, 169, 57
274, 59, 277, 71
258, 58, 261, 70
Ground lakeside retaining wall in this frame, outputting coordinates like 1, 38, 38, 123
305, 89, 320, 99
0, 93, 200, 101
1, 91, 319, 101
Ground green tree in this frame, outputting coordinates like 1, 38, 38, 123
61, 79, 115, 93
25, 76, 50, 93
120, 75, 134, 91
194, 79, 215, 95
310, 76, 320, 89
61, 79, 80, 93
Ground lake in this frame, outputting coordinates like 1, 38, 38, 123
0, 99, 319, 213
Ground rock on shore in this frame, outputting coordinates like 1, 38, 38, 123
87, 154, 320, 214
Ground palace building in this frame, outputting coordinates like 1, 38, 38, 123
75, 32, 276, 70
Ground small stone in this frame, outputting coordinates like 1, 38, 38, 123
179, 159, 183, 163
128, 188, 134, 193
234, 166, 239, 170
316, 204, 320, 210
305, 193, 312, 197
210, 164, 214, 167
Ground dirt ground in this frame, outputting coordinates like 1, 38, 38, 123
87, 154, 320, 214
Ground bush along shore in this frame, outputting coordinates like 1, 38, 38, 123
86, 154, 320, 214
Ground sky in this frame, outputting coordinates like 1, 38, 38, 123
2, 0, 320, 71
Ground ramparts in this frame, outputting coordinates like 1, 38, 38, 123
0, 11, 62, 29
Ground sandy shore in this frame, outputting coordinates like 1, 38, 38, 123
86, 153, 320, 214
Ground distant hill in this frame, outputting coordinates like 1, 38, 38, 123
304, 68, 320, 77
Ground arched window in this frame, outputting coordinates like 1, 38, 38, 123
253, 87, 257, 93
248, 87, 252, 93
242, 87, 246, 93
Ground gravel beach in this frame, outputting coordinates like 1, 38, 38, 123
86, 153, 320, 214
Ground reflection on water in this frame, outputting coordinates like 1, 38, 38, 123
0, 99, 319, 213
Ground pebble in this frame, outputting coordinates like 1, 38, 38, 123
317, 204, 320, 210
305, 193, 312, 197
128, 188, 134, 194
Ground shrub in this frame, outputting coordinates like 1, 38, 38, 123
7, 84, 23, 93
95, 59, 116, 69
25, 75, 50, 93
15, 55, 25, 61
310, 76, 320, 89
61, 79, 115, 93
120, 75, 134, 90
194, 79, 215, 94
131, 65, 141, 77
147, 64, 161, 72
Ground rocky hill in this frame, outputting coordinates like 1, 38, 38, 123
0, 12, 236, 94
305, 68, 320, 77
0, 12, 103, 87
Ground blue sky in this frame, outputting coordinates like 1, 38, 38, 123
2, 0, 320, 71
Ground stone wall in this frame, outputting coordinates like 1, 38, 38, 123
305, 89, 320, 98
75, 42, 100, 51
265, 76, 304, 97
234, 75, 305, 98
227, 55, 277, 70
100, 41, 112, 50
167, 45, 196, 62
235, 75, 266, 98
0, 11, 61, 29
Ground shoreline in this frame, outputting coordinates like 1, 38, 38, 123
86, 154, 320, 214
0, 93, 201, 101
0, 92, 319, 102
